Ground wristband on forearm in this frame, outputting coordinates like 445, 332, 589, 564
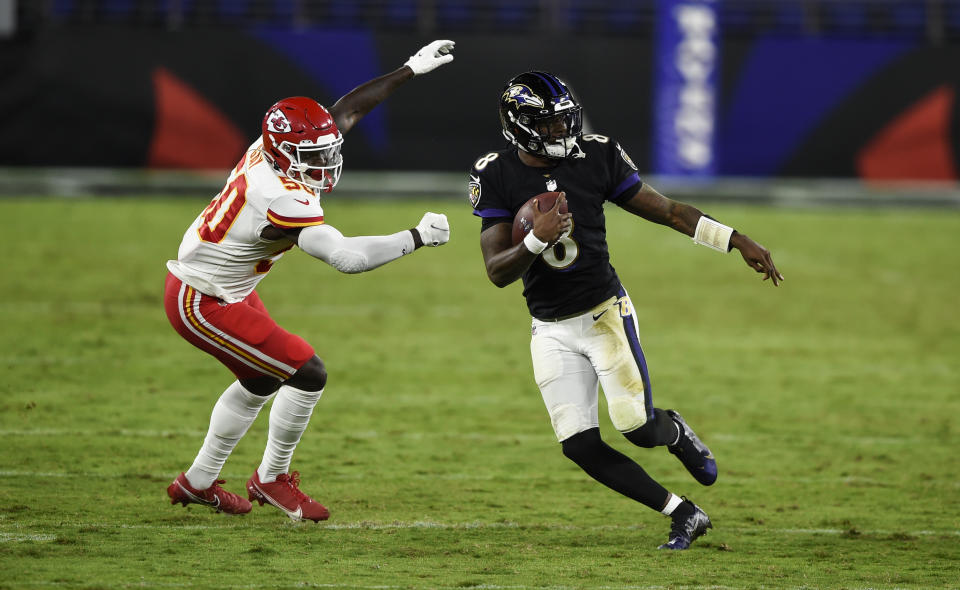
409, 228, 423, 249
523, 231, 549, 255
692, 216, 735, 252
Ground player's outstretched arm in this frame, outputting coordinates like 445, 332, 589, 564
289, 213, 449, 274
619, 183, 784, 286
480, 194, 571, 288
329, 40, 455, 134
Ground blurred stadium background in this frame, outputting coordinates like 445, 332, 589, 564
2, 0, 960, 206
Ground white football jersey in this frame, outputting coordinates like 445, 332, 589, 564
167, 137, 325, 303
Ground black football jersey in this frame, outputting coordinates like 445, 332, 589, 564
469, 135, 642, 319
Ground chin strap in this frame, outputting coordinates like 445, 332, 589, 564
537, 137, 582, 160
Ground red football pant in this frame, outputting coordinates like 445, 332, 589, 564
164, 272, 315, 380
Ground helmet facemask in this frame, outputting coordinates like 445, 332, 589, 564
514, 107, 582, 159
279, 136, 344, 193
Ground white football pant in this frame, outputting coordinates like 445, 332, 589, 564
530, 290, 654, 442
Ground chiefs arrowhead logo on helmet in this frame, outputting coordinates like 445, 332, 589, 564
267, 109, 292, 133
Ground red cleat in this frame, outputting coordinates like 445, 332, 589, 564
167, 472, 252, 515
246, 470, 330, 522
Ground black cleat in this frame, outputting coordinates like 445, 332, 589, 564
666, 409, 717, 486
658, 500, 712, 550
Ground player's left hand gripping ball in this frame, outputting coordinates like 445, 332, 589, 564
405, 40, 455, 75
416, 212, 450, 247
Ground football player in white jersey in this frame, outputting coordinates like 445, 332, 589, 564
163, 40, 455, 521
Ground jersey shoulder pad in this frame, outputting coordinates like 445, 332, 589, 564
242, 148, 324, 229
470, 149, 508, 174
578, 132, 618, 155
582, 133, 637, 169
611, 139, 639, 171
468, 149, 511, 210
265, 188, 324, 229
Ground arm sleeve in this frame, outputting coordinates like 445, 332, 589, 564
297, 224, 417, 274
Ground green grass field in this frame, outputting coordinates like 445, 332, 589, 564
1, 196, 958, 589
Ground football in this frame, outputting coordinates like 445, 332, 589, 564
511, 191, 567, 245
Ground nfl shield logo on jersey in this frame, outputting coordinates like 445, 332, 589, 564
546, 179, 558, 192
468, 175, 482, 207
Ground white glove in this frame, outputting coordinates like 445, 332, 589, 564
404, 40, 455, 75
415, 212, 450, 247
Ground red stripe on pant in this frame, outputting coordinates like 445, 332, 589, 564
163, 272, 314, 380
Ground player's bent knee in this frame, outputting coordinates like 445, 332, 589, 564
240, 376, 282, 396
608, 394, 648, 433
624, 408, 675, 448
561, 427, 603, 463
549, 403, 593, 442
286, 356, 327, 391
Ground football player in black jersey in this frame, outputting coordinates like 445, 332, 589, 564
469, 71, 783, 550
